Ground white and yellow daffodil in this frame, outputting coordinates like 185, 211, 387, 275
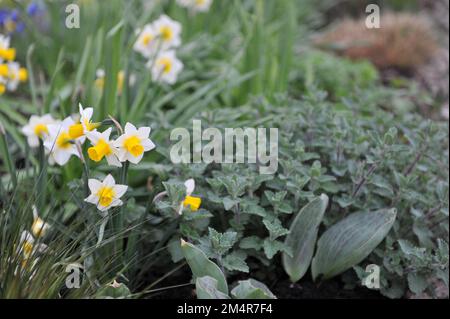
68, 104, 100, 142
177, 0, 213, 12
5, 61, 27, 91
133, 24, 158, 58
86, 128, 122, 167
18, 230, 48, 261
0, 34, 15, 62
84, 174, 128, 212
178, 178, 202, 215
95, 69, 133, 95
148, 50, 183, 85
152, 15, 182, 51
21, 114, 58, 148
44, 117, 80, 166
114, 123, 155, 164
192, 0, 213, 12
31, 206, 50, 238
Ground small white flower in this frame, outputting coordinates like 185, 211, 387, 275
86, 128, 122, 167
5, 61, 27, 91
191, 0, 213, 12
44, 117, 80, 166
152, 15, 182, 51
176, 0, 213, 12
178, 178, 201, 215
22, 114, 58, 148
114, 123, 155, 164
18, 230, 48, 260
84, 174, 128, 212
133, 24, 158, 58
31, 206, 51, 238
148, 50, 183, 85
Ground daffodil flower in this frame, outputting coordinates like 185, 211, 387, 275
44, 117, 80, 166
133, 24, 158, 58
84, 174, 128, 212
152, 15, 182, 51
68, 104, 100, 141
95, 69, 133, 95
22, 114, 58, 148
148, 50, 183, 85
5, 61, 27, 91
86, 127, 122, 167
18, 230, 48, 263
31, 205, 50, 238
177, 0, 213, 12
0, 34, 15, 62
114, 123, 155, 164
178, 178, 202, 215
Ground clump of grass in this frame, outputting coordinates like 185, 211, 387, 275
314, 13, 438, 71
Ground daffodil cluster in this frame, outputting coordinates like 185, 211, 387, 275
0, 34, 27, 95
22, 104, 156, 211
133, 15, 183, 85
177, 0, 213, 13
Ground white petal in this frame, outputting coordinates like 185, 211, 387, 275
85, 194, 99, 205
185, 179, 195, 195
128, 153, 144, 164
142, 138, 156, 151
113, 185, 128, 199
103, 174, 116, 187
124, 122, 138, 135
106, 154, 122, 168
88, 179, 102, 193
137, 127, 151, 139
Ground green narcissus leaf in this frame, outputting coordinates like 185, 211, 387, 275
231, 279, 276, 299
181, 239, 228, 294
283, 194, 329, 282
312, 208, 397, 281
196, 276, 230, 299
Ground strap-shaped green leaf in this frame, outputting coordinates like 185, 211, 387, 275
283, 194, 329, 282
312, 208, 397, 281
181, 239, 228, 294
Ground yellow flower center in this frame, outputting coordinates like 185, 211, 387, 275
0, 64, 8, 76
23, 241, 34, 259
142, 34, 153, 46
183, 196, 202, 211
160, 26, 173, 41
56, 132, 73, 149
88, 139, 112, 162
196, 0, 206, 5
0, 48, 16, 61
19, 68, 28, 82
158, 57, 172, 74
31, 217, 47, 238
83, 119, 100, 132
123, 136, 144, 157
69, 123, 85, 139
96, 186, 115, 207
0, 84, 5, 95
117, 71, 124, 95
34, 124, 49, 138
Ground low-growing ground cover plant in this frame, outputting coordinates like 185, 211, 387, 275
0, 0, 448, 300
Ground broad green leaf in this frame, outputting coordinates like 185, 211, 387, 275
283, 194, 329, 282
196, 276, 230, 299
181, 239, 228, 294
230, 279, 276, 299
312, 208, 397, 280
